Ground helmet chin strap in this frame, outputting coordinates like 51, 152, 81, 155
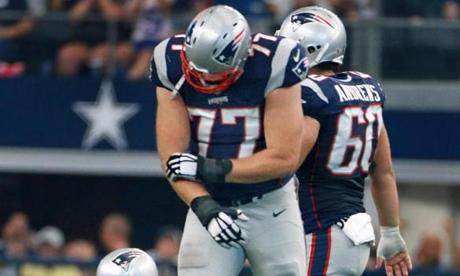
171, 74, 186, 98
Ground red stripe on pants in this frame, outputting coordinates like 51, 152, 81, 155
308, 233, 317, 276
322, 227, 332, 276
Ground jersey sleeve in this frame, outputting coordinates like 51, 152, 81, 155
300, 78, 329, 120
149, 37, 183, 92
264, 38, 309, 96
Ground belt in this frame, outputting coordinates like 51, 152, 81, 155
214, 176, 294, 206
219, 194, 264, 207
336, 216, 350, 229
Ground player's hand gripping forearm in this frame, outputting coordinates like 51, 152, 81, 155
165, 153, 249, 248
156, 87, 208, 205
166, 153, 232, 184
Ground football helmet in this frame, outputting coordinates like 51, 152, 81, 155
277, 6, 346, 67
96, 248, 158, 276
181, 5, 252, 94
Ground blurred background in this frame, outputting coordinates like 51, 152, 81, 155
0, 0, 459, 275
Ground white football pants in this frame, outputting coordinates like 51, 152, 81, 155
178, 178, 307, 276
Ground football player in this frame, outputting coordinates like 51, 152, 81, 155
97, 248, 158, 276
151, 5, 310, 276
276, 6, 412, 276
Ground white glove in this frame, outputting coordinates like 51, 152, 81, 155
191, 195, 249, 249
377, 226, 407, 260
166, 153, 233, 184
207, 210, 249, 249
165, 153, 198, 182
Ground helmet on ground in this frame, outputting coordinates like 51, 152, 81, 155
181, 5, 252, 94
277, 6, 346, 67
96, 248, 158, 276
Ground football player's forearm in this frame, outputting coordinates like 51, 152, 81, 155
161, 149, 208, 205
371, 172, 400, 227
161, 148, 209, 206
371, 126, 399, 227
162, 149, 209, 206
226, 149, 298, 183
170, 180, 209, 206
156, 88, 209, 206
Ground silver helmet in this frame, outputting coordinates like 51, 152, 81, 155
277, 6, 346, 67
181, 5, 252, 94
96, 248, 158, 276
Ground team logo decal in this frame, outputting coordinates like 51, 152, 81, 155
112, 250, 142, 272
214, 29, 245, 66
185, 20, 197, 46
290, 12, 335, 31
292, 56, 310, 79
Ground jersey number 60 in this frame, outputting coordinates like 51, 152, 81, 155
327, 105, 383, 175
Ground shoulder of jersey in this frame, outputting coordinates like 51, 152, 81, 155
247, 33, 308, 92
300, 74, 334, 105
245, 33, 297, 72
150, 35, 185, 91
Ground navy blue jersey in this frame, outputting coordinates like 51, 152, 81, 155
298, 71, 385, 233
150, 33, 309, 202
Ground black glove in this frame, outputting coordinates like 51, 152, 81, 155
166, 153, 232, 184
191, 196, 248, 249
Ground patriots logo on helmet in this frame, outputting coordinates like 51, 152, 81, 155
290, 12, 335, 31
214, 30, 246, 66
185, 21, 197, 46
292, 57, 310, 79
112, 250, 142, 272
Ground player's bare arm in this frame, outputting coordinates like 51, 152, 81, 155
156, 87, 208, 205
371, 126, 399, 227
225, 83, 304, 183
371, 126, 412, 276
157, 86, 248, 249
297, 116, 320, 169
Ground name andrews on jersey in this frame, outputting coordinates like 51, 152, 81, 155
334, 83, 381, 103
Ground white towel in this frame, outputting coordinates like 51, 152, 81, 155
342, 213, 375, 246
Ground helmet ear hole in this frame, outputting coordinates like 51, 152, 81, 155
307, 46, 316, 54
